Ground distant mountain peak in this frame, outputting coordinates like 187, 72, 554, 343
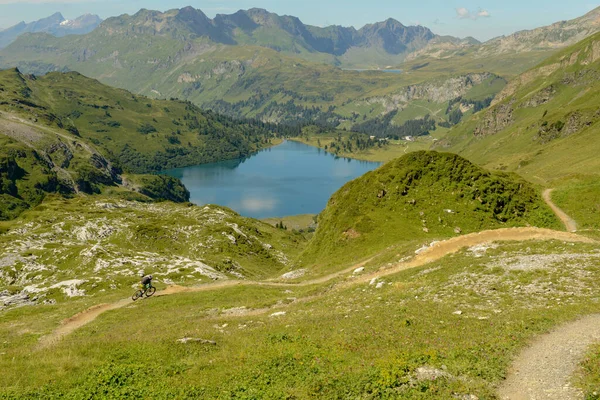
51, 12, 64, 18
0, 11, 101, 49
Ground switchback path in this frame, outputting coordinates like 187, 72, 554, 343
543, 188, 578, 232
498, 314, 600, 400
38, 227, 595, 347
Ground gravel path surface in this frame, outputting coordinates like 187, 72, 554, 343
498, 314, 600, 400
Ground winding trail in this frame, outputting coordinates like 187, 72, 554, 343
543, 188, 577, 232
38, 187, 600, 399
38, 227, 594, 347
498, 314, 600, 400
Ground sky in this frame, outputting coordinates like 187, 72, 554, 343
0, 0, 598, 42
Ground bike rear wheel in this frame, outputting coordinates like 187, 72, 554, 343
132, 289, 144, 301
145, 286, 156, 297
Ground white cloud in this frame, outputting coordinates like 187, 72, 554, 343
456, 7, 492, 20
456, 7, 470, 19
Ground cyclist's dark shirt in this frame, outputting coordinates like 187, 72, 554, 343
141, 276, 152, 285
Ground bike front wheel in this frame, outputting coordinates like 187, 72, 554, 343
132, 289, 144, 301
145, 286, 156, 297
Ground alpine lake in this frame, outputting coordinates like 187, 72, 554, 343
163, 140, 382, 219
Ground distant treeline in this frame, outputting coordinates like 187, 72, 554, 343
324, 132, 387, 155
350, 111, 436, 138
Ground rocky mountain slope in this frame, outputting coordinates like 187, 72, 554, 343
0, 197, 303, 311
436, 31, 600, 183
300, 151, 560, 271
86, 7, 440, 67
481, 6, 600, 56
401, 6, 600, 79
0, 12, 101, 49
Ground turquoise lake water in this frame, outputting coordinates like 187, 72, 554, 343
162, 140, 382, 219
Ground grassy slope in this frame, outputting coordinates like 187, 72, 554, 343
1, 239, 599, 398
299, 151, 561, 274
552, 176, 600, 239
0, 68, 275, 174
437, 32, 600, 184
402, 50, 556, 80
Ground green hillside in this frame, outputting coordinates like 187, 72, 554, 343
300, 151, 560, 272
436, 32, 600, 184
0, 67, 282, 219
0, 102, 189, 220
0, 68, 275, 174
1, 220, 598, 399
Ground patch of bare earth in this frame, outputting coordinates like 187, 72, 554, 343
543, 189, 578, 232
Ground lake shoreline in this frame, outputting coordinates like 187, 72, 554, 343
162, 140, 381, 219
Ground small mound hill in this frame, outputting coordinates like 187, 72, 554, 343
301, 151, 560, 269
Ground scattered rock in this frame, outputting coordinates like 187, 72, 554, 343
221, 307, 248, 316
177, 338, 217, 345
376, 282, 385, 289
454, 227, 462, 234
280, 269, 307, 280
353, 267, 365, 275
453, 310, 463, 315
474, 101, 515, 136
453, 395, 479, 400
343, 228, 361, 239
521, 85, 556, 108
1, 292, 34, 308
415, 366, 451, 381
270, 311, 286, 317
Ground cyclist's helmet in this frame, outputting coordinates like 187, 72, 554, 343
149, 274, 153, 279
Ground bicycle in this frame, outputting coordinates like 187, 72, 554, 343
132, 284, 156, 301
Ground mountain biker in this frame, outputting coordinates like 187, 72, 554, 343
141, 274, 153, 290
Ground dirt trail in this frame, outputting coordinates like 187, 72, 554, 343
38, 298, 132, 347
351, 227, 594, 286
498, 314, 600, 400
543, 188, 578, 232
38, 227, 595, 346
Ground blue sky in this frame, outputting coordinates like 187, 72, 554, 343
0, 0, 598, 41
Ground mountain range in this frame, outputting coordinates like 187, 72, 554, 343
92, 7, 447, 66
1, 6, 599, 69
407, 6, 600, 63
0, 15, 504, 131
0, 12, 102, 49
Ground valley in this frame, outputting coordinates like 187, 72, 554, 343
1, 3, 600, 399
